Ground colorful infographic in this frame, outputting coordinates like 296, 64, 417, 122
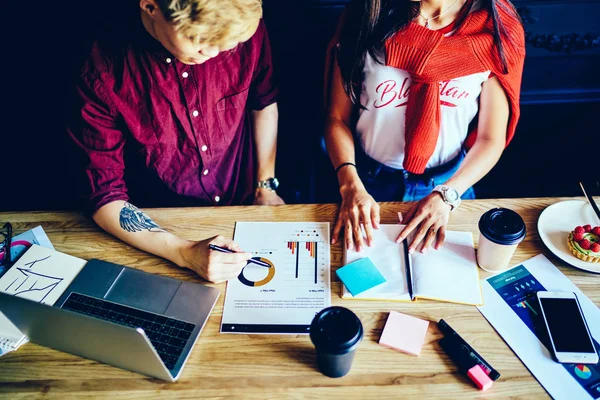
222, 222, 331, 334
489, 265, 600, 398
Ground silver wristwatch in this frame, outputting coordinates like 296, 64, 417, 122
256, 177, 279, 191
432, 185, 461, 211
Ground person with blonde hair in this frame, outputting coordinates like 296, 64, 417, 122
67, 0, 282, 283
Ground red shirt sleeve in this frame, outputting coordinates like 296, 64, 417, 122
248, 21, 278, 110
66, 70, 129, 213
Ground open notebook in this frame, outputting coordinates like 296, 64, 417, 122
342, 224, 483, 305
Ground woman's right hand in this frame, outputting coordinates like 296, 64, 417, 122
332, 182, 380, 252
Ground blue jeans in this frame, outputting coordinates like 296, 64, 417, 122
357, 150, 476, 202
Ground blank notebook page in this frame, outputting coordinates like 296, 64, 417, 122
343, 225, 410, 300
411, 231, 482, 305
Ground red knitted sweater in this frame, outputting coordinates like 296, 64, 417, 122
385, 0, 525, 174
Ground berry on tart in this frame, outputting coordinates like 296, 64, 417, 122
568, 226, 600, 263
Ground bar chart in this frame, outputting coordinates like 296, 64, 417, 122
287, 241, 320, 284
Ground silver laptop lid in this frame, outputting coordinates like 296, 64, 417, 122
0, 292, 174, 382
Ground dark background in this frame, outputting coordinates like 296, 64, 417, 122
1, 0, 599, 212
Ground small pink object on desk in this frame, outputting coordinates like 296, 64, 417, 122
467, 365, 494, 391
379, 311, 429, 356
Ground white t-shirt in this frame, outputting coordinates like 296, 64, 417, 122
356, 39, 491, 169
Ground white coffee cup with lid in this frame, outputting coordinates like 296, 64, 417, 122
477, 208, 526, 273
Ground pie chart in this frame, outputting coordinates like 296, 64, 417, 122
238, 257, 275, 287
574, 365, 592, 380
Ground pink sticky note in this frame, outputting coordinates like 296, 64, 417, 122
379, 311, 429, 356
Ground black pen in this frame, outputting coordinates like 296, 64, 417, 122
208, 244, 270, 268
439, 319, 500, 380
403, 238, 414, 300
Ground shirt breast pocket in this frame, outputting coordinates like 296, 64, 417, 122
215, 88, 250, 147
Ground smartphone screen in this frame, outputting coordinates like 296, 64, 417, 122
539, 297, 595, 353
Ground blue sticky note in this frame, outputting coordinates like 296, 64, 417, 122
336, 258, 387, 296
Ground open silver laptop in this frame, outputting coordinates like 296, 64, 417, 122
0, 259, 219, 381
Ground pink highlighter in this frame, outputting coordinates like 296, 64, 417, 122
467, 365, 494, 391
438, 319, 499, 391
439, 337, 494, 390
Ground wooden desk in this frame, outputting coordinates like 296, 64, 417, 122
1, 198, 599, 399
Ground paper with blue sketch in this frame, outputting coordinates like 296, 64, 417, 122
0, 226, 56, 356
221, 222, 331, 334
0, 244, 86, 356
342, 224, 482, 305
0, 245, 86, 304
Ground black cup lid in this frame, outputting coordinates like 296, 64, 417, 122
309, 307, 363, 352
479, 208, 526, 246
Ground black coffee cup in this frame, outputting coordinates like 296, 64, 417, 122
309, 306, 363, 378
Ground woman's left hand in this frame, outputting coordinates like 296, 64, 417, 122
395, 193, 451, 253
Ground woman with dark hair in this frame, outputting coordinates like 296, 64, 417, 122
325, 0, 525, 253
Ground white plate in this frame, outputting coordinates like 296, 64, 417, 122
538, 200, 600, 273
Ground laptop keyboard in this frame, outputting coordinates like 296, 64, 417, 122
61, 292, 195, 370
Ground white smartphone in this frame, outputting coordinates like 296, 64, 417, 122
537, 291, 599, 364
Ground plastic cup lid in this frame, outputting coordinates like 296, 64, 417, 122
309, 306, 363, 352
479, 208, 526, 246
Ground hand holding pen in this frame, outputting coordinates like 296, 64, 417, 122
180, 235, 253, 283
209, 244, 270, 268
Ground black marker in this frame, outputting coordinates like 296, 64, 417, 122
439, 319, 500, 381
208, 244, 270, 268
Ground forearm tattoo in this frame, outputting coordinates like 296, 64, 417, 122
119, 202, 166, 233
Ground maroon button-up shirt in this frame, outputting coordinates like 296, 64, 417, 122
67, 19, 277, 212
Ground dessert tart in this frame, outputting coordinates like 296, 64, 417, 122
567, 225, 600, 263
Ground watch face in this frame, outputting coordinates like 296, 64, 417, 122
268, 178, 279, 190
445, 188, 459, 202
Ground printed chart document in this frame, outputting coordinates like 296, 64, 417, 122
221, 222, 331, 334
478, 255, 600, 400
343, 224, 482, 305
0, 245, 86, 356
